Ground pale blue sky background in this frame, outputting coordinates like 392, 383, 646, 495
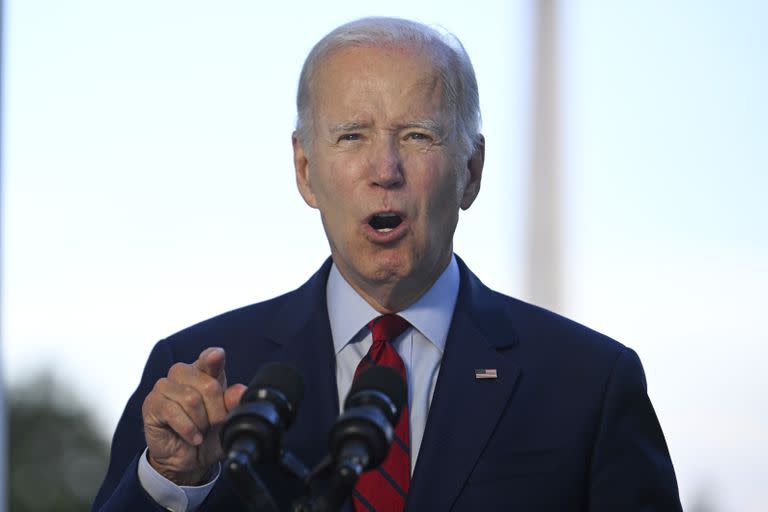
3, 1, 766, 510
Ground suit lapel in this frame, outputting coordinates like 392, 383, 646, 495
263, 259, 340, 467
406, 259, 521, 511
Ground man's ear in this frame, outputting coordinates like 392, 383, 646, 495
460, 135, 485, 210
293, 132, 318, 209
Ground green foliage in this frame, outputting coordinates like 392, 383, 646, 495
8, 373, 110, 512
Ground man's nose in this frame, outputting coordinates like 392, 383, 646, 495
370, 139, 404, 188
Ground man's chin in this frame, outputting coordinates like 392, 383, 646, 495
337, 251, 412, 287
363, 258, 411, 285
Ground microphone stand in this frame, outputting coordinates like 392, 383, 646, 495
290, 452, 366, 512
226, 451, 280, 512
228, 447, 350, 512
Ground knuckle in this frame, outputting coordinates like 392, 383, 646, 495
182, 390, 202, 409
177, 422, 197, 439
168, 363, 188, 379
200, 379, 222, 396
153, 377, 170, 392
142, 382, 165, 415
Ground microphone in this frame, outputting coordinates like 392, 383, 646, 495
328, 365, 407, 488
220, 362, 304, 468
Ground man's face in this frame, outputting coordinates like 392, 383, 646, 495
293, 44, 483, 310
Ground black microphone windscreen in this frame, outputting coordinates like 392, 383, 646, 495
245, 362, 304, 408
346, 365, 407, 416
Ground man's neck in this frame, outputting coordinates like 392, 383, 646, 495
334, 254, 453, 314
326, 255, 460, 356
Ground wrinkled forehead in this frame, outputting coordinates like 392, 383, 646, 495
309, 42, 451, 116
318, 43, 447, 84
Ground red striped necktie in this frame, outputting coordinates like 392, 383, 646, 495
352, 314, 411, 512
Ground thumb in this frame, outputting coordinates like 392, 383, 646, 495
194, 347, 227, 387
224, 383, 247, 412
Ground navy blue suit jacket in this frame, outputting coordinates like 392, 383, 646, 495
93, 257, 682, 511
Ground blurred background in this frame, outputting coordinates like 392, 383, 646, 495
2, 1, 766, 510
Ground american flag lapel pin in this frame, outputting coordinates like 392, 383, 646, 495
475, 368, 498, 380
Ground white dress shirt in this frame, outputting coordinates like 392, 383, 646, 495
139, 256, 460, 511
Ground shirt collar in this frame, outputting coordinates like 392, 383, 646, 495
326, 255, 460, 355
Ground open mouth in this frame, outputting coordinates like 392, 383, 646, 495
368, 213, 403, 233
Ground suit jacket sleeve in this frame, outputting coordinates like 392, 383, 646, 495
588, 347, 682, 511
92, 340, 178, 512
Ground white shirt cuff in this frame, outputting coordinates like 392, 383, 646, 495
137, 447, 219, 512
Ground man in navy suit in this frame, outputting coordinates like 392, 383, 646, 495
93, 17, 682, 511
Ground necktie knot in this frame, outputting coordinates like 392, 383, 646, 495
368, 314, 410, 345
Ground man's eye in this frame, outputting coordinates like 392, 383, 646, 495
406, 132, 431, 141
339, 133, 361, 142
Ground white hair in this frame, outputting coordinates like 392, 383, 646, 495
295, 17, 482, 158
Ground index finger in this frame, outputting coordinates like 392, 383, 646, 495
193, 347, 227, 388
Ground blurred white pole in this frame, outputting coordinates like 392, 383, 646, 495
526, 0, 563, 312
1, 0, 6, 508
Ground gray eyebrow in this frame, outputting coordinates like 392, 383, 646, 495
329, 119, 445, 136
400, 119, 444, 135
329, 121, 370, 134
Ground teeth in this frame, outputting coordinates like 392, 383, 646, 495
377, 228, 393, 233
